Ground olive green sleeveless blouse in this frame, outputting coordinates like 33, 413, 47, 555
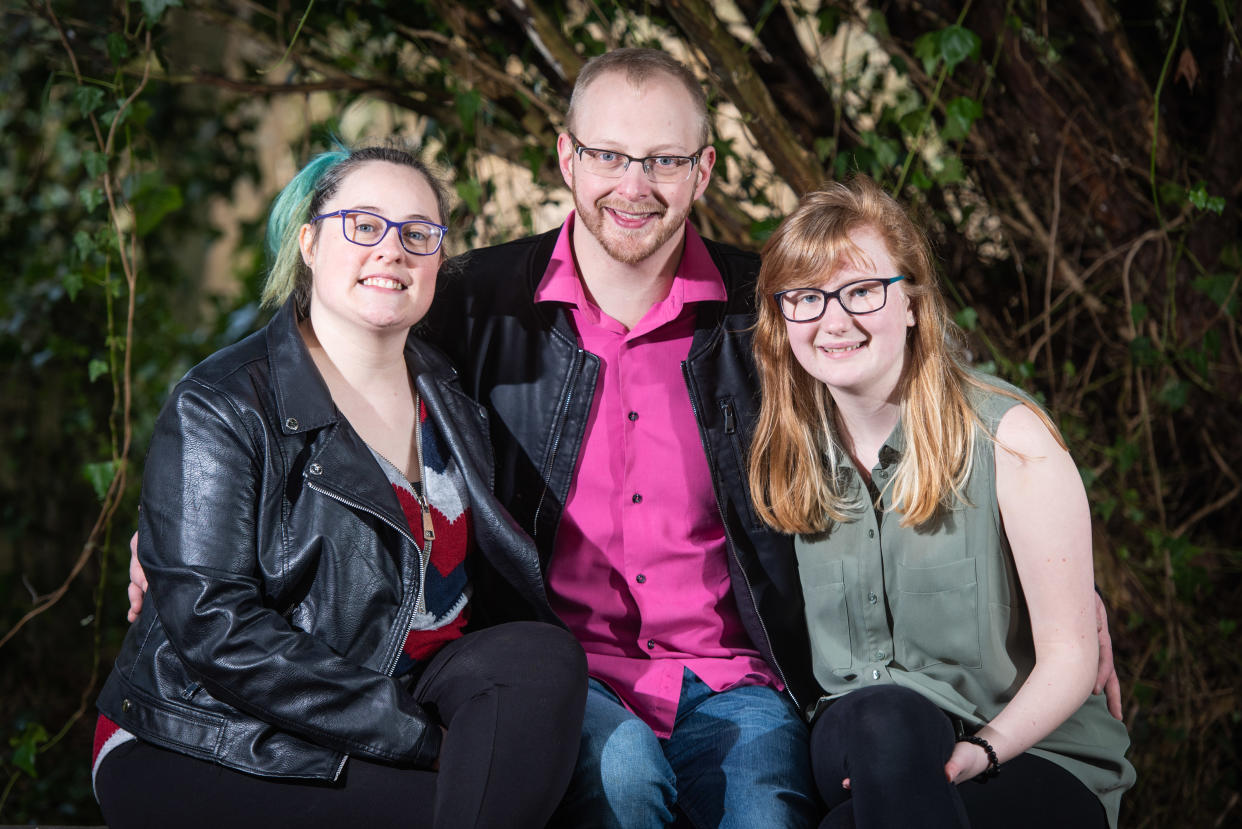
796, 377, 1135, 827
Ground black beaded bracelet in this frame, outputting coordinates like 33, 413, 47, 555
957, 734, 1000, 781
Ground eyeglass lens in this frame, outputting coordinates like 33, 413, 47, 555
341, 211, 443, 255
575, 147, 696, 182
778, 279, 892, 321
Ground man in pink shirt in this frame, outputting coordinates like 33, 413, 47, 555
429, 49, 819, 828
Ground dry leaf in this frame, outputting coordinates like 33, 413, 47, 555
1175, 48, 1199, 92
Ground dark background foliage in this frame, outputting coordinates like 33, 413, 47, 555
1, 1, 1237, 825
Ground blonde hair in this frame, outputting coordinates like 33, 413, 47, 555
748, 175, 1062, 533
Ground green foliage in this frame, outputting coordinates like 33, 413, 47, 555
1192, 273, 1238, 316
1188, 181, 1226, 214
82, 460, 119, 502
954, 306, 978, 331
8, 723, 48, 778
137, 0, 183, 23
941, 96, 982, 141
0, 0, 1237, 825
913, 24, 981, 75
0, 3, 265, 821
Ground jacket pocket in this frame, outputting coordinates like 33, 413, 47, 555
892, 558, 982, 670
113, 681, 227, 758
798, 558, 853, 671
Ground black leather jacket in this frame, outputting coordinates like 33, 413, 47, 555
98, 300, 557, 780
424, 227, 817, 711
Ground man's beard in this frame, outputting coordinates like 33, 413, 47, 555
573, 191, 691, 266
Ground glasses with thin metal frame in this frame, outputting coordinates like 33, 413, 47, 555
567, 133, 708, 183
310, 209, 447, 256
773, 276, 908, 322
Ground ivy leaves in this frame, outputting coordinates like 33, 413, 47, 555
914, 24, 982, 75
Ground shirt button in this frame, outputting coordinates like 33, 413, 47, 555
868, 592, 878, 605
871, 670, 881, 680
632, 493, 643, 504
628, 411, 639, 421
868, 529, 875, 538
874, 650, 886, 660
636, 574, 647, 584
646, 639, 656, 650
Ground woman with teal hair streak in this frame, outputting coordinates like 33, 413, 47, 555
92, 143, 587, 828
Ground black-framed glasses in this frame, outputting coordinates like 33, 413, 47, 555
568, 133, 708, 183
774, 276, 907, 322
310, 209, 447, 256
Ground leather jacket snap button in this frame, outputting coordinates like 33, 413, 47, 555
121, 698, 132, 713
285, 417, 299, 430
308, 462, 323, 475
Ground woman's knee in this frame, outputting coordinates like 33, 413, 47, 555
494, 622, 587, 705
824, 685, 951, 746
811, 685, 955, 787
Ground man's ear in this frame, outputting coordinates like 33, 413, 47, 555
556, 133, 576, 190
692, 145, 716, 202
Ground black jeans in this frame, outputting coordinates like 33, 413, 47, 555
810, 684, 1107, 829
96, 621, 587, 829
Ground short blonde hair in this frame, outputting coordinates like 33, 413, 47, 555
566, 48, 709, 147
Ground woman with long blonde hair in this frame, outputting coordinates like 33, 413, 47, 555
749, 175, 1133, 828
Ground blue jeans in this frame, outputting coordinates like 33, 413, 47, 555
549, 669, 817, 829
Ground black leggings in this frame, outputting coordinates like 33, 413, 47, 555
96, 621, 587, 829
810, 685, 1107, 829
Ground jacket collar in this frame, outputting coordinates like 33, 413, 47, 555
265, 300, 340, 437
261, 299, 464, 540
263, 299, 456, 439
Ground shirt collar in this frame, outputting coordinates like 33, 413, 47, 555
533, 211, 727, 330
828, 417, 906, 479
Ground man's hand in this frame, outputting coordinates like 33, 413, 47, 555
1093, 591, 1123, 720
127, 531, 148, 623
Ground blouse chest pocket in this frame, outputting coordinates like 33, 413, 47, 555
891, 557, 982, 670
798, 558, 853, 672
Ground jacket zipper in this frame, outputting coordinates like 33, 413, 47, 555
682, 361, 800, 713
303, 481, 422, 677
532, 348, 585, 539
411, 391, 435, 615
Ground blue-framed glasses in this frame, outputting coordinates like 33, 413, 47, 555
774, 276, 907, 322
568, 133, 708, 183
311, 209, 447, 256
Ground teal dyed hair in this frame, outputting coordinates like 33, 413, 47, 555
261, 149, 349, 313
260, 143, 449, 315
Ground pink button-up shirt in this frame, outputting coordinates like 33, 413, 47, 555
537, 214, 779, 738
